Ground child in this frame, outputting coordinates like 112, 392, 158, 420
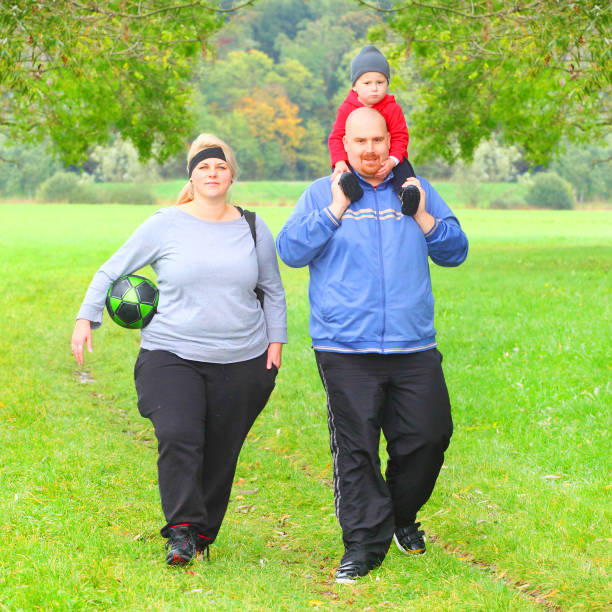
328, 45, 415, 195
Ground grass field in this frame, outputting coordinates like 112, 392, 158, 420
0, 203, 610, 611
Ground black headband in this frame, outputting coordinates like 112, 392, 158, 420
188, 146, 227, 177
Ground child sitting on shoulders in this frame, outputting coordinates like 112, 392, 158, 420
328, 45, 415, 195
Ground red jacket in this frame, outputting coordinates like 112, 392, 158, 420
328, 89, 409, 168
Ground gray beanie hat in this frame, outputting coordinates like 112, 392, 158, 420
350, 45, 390, 85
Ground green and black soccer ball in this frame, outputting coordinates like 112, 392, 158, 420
105, 274, 159, 329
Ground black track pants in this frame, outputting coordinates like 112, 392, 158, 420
315, 349, 452, 556
133, 349, 277, 541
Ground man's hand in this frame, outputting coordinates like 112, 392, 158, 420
329, 172, 352, 220
401, 177, 435, 235
330, 161, 349, 182
374, 158, 396, 179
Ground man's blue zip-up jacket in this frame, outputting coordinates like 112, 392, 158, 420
276, 172, 468, 354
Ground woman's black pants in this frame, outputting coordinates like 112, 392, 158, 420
134, 349, 277, 542
315, 349, 453, 558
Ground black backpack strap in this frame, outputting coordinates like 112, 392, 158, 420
236, 206, 264, 308
243, 209, 257, 246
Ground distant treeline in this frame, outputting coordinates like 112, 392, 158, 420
1, 0, 611, 202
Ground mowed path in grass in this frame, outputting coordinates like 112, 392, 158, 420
0, 202, 609, 611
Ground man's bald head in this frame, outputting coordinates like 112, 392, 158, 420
345, 107, 388, 138
342, 107, 391, 184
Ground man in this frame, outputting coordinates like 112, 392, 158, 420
276, 107, 468, 583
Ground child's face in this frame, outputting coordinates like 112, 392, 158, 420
352, 72, 388, 106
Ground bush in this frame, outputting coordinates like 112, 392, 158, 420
36, 173, 156, 204
36, 172, 89, 203
525, 172, 575, 210
90, 135, 160, 183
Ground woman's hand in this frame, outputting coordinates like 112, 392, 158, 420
71, 318, 92, 366
266, 342, 282, 370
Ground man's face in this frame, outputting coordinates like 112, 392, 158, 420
343, 112, 390, 180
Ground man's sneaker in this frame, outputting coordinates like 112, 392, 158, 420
394, 522, 426, 556
335, 548, 384, 584
165, 524, 197, 565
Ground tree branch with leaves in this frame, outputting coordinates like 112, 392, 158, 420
361, 0, 611, 163
0, 1, 251, 164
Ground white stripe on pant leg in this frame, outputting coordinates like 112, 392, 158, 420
318, 363, 342, 522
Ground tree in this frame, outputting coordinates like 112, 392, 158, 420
0, 135, 60, 196
550, 136, 612, 201
360, 0, 611, 164
224, 0, 315, 61
0, 1, 254, 165
192, 49, 329, 179
194, 49, 328, 121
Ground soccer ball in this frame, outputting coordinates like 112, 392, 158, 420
105, 274, 159, 329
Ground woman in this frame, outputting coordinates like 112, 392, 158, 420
71, 134, 287, 565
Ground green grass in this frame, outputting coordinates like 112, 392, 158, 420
0, 204, 610, 610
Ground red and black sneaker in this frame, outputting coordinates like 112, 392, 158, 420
165, 524, 197, 565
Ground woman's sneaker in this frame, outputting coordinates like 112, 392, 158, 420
165, 524, 197, 565
194, 533, 212, 560
394, 522, 426, 556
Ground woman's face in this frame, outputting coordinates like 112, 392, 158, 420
191, 157, 233, 200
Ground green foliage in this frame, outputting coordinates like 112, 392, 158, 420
36, 172, 155, 204
525, 172, 576, 210
550, 136, 612, 201
90, 136, 160, 183
0, 1, 229, 165
194, 50, 331, 179
377, 0, 612, 165
0, 136, 61, 197
276, 13, 360, 99
226, 0, 315, 60
36, 172, 91, 203
188, 0, 383, 179
452, 137, 522, 183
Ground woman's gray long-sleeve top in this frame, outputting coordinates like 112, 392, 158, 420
77, 207, 287, 363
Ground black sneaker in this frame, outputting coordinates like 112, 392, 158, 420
394, 522, 426, 556
335, 548, 384, 584
165, 524, 197, 565
399, 185, 421, 217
